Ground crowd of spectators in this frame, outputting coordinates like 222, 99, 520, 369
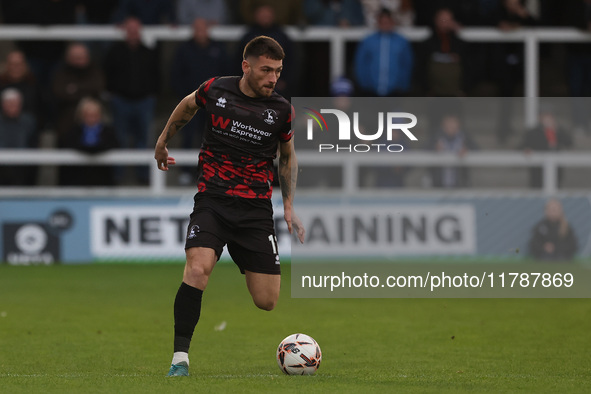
0, 0, 588, 187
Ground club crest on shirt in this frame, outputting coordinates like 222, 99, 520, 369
263, 108, 277, 125
216, 97, 227, 108
187, 225, 200, 239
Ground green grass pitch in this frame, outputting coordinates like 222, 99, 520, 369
0, 262, 590, 393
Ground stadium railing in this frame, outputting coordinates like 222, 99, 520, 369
0, 149, 588, 197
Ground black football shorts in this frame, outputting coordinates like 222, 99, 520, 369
185, 193, 281, 275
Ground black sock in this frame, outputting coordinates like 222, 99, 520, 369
173, 282, 203, 353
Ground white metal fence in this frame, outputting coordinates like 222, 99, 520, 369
1, 149, 589, 196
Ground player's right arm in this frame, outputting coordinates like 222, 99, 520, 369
154, 91, 200, 171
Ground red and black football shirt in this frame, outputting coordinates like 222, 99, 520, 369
193, 76, 293, 199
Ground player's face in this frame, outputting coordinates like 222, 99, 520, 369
243, 55, 283, 98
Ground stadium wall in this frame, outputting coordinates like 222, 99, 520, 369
1, 194, 590, 264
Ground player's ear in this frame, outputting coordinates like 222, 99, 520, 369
241, 59, 250, 75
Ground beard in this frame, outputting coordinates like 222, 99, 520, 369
246, 75, 274, 98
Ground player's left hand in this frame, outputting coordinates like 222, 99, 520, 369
157, 157, 176, 171
292, 213, 305, 244
155, 144, 176, 171
285, 207, 305, 244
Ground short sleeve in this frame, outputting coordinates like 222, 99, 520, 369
279, 104, 295, 142
194, 77, 217, 108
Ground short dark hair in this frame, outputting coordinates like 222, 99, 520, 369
377, 7, 393, 19
243, 35, 285, 61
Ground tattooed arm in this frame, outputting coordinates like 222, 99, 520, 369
154, 91, 200, 171
279, 138, 305, 243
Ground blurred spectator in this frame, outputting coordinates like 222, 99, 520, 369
104, 17, 159, 184
1, 0, 77, 26
0, 88, 36, 185
171, 18, 229, 107
176, 0, 230, 25
362, 130, 408, 188
361, 0, 415, 28
528, 199, 578, 261
494, 0, 537, 145
304, 0, 365, 26
449, 0, 501, 96
519, 107, 572, 189
171, 18, 229, 185
1, 0, 78, 129
73, 1, 121, 63
472, 0, 503, 26
417, 8, 466, 96
354, 8, 413, 97
240, 0, 303, 25
301, 0, 364, 96
52, 42, 105, 138
538, 0, 562, 26
235, 5, 297, 98
331, 76, 354, 100
414, 0, 483, 27
298, 77, 353, 188
0, 88, 35, 143
112, 0, 176, 25
1, 0, 77, 73
429, 113, 477, 188
496, 0, 536, 79
498, 0, 536, 30
77, 0, 119, 24
58, 97, 118, 186
561, 0, 591, 134
0, 50, 40, 127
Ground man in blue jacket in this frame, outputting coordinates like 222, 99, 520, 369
354, 8, 413, 96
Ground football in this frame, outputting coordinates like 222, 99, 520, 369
276, 333, 322, 375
